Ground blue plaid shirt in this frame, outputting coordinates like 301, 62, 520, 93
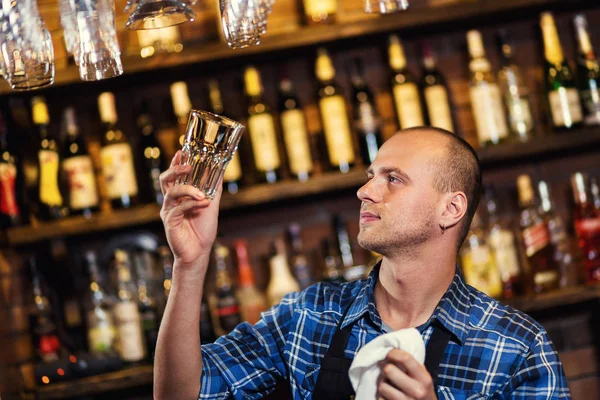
200, 265, 571, 399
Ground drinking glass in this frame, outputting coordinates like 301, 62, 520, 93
0, 2, 55, 90
219, 0, 263, 49
364, 0, 409, 13
126, 0, 196, 30
176, 110, 245, 199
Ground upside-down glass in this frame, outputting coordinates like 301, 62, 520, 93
364, 0, 409, 13
126, 0, 196, 30
219, 0, 265, 49
176, 110, 245, 199
0, 1, 55, 91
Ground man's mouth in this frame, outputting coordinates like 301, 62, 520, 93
360, 212, 380, 223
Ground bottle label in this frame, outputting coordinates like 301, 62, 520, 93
248, 113, 281, 172
356, 102, 380, 135
281, 109, 313, 176
581, 83, 600, 124
319, 95, 356, 167
88, 324, 116, 353
223, 153, 242, 182
548, 88, 583, 127
506, 96, 533, 134
534, 270, 559, 286
113, 302, 145, 361
393, 83, 425, 129
38, 150, 63, 206
575, 217, 600, 241
470, 84, 509, 144
63, 155, 99, 210
461, 246, 503, 298
489, 229, 520, 279
304, 0, 336, 15
0, 163, 19, 217
522, 223, 551, 257
424, 85, 454, 132
100, 143, 138, 199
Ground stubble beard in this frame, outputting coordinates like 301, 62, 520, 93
358, 217, 436, 259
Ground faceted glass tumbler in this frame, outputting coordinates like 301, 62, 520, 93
126, 0, 196, 30
176, 110, 245, 199
364, 0, 409, 13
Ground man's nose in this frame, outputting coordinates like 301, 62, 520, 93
357, 179, 379, 203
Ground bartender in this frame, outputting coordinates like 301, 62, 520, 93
153, 127, 570, 400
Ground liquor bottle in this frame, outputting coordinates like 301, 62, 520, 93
388, 35, 426, 130
212, 243, 243, 336
158, 245, 173, 317
98, 93, 139, 210
29, 256, 63, 363
286, 223, 314, 289
571, 172, 600, 284
574, 14, 600, 126
32, 97, 65, 220
321, 238, 344, 284
592, 177, 600, 210
278, 78, 314, 181
208, 79, 243, 194
112, 249, 146, 363
497, 31, 535, 141
349, 58, 383, 165
538, 180, 576, 287
315, 49, 356, 173
516, 175, 560, 293
420, 41, 454, 133
302, 0, 336, 25
136, 101, 166, 205
540, 12, 583, 130
484, 186, 522, 299
134, 251, 160, 359
466, 30, 510, 147
61, 107, 99, 218
84, 250, 117, 355
244, 66, 283, 184
334, 215, 366, 282
460, 212, 503, 298
200, 295, 217, 344
266, 238, 301, 307
0, 112, 21, 228
170, 81, 193, 148
234, 240, 268, 325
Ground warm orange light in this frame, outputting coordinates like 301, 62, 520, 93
57, 368, 65, 376
69, 355, 77, 363
42, 376, 50, 384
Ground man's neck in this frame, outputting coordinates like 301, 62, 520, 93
374, 245, 457, 332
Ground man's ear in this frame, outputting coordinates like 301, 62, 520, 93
440, 191, 468, 230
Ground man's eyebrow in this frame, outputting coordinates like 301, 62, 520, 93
366, 167, 412, 182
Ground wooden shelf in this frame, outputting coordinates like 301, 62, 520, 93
508, 284, 600, 313
0, 0, 596, 95
36, 365, 153, 400
5, 127, 600, 246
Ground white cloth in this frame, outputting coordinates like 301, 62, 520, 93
348, 328, 426, 400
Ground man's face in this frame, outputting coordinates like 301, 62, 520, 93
357, 133, 447, 257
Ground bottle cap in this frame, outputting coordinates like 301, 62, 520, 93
170, 82, 192, 117
516, 175, 534, 204
244, 66, 263, 97
467, 30, 485, 59
31, 97, 50, 125
315, 48, 335, 82
537, 180, 552, 214
388, 35, 407, 70
98, 92, 118, 124
571, 172, 589, 205
574, 14, 593, 54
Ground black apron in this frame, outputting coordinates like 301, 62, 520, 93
312, 301, 452, 400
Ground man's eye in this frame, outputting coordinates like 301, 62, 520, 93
366, 175, 374, 180
388, 176, 400, 183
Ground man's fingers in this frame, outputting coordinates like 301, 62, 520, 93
163, 184, 206, 209
386, 349, 431, 382
170, 150, 182, 168
377, 379, 408, 400
160, 165, 192, 195
381, 362, 423, 399
171, 198, 211, 216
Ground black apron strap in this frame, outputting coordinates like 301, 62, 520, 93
424, 323, 452, 396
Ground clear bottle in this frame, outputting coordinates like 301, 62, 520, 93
278, 78, 314, 182
113, 249, 146, 363
496, 30, 535, 142
134, 251, 160, 360
234, 240, 268, 325
316, 48, 356, 173
266, 238, 301, 307
460, 212, 503, 298
349, 58, 384, 165
98, 93, 139, 209
212, 243, 243, 335
321, 238, 344, 284
540, 12, 583, 130
61, 107, 99, 218
302, 0, 337, 25
484, 186, 522, 299
170, 81, 193, 148
84, 250, 117, 355
538, 180, 577, 287
334, 215, 366, 282
136, 101, 166, 206
420, 41, 455, 133
32, 96, 66, 220
573, 14, 600, 126
244, 66, 284, 184
571, 172, 600, 284
286, 223, 314, 290
388, 35, 426, 130
467, 30, 510, 147
516, 175, 560, 293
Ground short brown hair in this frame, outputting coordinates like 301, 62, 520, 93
404, 127, 482, 247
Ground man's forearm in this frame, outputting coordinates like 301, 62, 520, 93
154, 257, 210, 400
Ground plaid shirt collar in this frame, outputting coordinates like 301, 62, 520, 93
341, 261, 471, 345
